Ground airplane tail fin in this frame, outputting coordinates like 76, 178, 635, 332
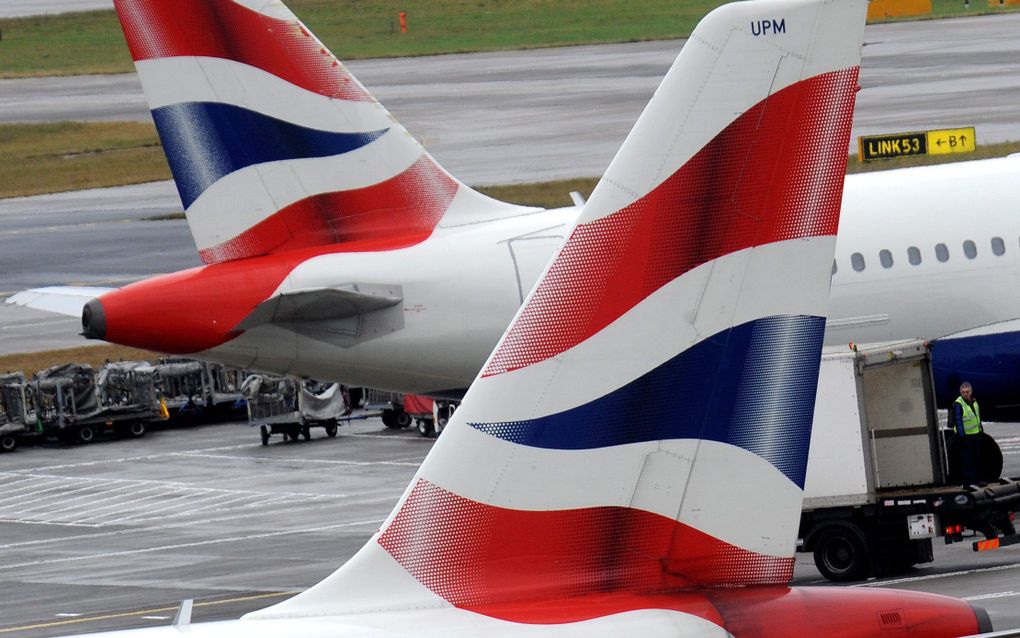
113, 0, 522, 265
250, 0, 865, 620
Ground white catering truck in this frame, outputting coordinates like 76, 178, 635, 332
800, 340, 1020, 581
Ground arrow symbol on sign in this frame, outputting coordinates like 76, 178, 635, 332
961, 135, 968, 144
936, 139, 945, 147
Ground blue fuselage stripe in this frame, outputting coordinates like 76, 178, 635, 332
469, 315, 826, 488
150, 102, 389, 209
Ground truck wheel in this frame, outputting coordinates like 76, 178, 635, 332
417, 418, 435, 438
129, 422, 146, 438
325, 422, 338, 438
813, 527, 869, 582
395, 411, 412, 428
260, 425, 270, 446
77, 426, 95, 444
0, 435, 17, 452
301, 425, 311, 441
381, 409, 398, 429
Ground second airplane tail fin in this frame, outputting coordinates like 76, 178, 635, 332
250, 0, 865, 621
113, 0, 522, 265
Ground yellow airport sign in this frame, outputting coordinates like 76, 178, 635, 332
858, 132, 926, 161
858, 126, 976, 161
926, 127, 976, 155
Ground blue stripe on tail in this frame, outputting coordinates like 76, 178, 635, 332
469, 315, 825, 488
151, 102, 388, 208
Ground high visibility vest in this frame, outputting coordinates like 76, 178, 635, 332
955, 396, 981, 435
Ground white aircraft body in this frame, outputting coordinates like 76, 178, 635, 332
32, 0, 1004, 636
8, 0, 1020, 420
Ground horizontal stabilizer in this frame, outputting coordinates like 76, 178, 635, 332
234, 285, 402, 331
5, 287, 115, 318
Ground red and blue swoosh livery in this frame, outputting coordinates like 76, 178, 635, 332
47, 2, 996, 636
242, 1, 988, 636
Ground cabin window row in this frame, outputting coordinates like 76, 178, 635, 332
838, 237, 1008, 273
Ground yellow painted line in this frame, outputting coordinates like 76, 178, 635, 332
0, 591, 293, 634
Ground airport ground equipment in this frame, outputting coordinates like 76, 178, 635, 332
154, 359, 246, 421
27, 362, 163, 443
800, 340, 1020, 581
0, 372, 29, 452
401, 394, 458, 438
358, 388, 411, 429
243, 375, 348, 445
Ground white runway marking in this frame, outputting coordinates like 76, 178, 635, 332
997, 436, 1020, 455
178, 452, 422, 466
0, 472, 359, 527
0, 518, 384, 570
853, 562, 1020, 587
963, 591, 1020, 601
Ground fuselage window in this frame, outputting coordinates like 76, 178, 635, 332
851, 252, 866, 272
935, 243, 949, 262
963, 240, 977, 259
907, 246, 921, 265
992, 237, 1005, 256
879, 249, 893, 269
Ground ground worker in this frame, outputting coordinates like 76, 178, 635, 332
953, 381, 983, 483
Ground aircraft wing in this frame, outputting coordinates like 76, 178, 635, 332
234, 285, 403, 331
5, 286, 115, 318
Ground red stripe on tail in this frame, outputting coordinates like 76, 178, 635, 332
198, 157, 459, 264
114, 0, 371, 101
378, 480, 792, 614
484, 67, 858, 377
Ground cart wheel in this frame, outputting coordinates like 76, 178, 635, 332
813, 525, 869, 582
260, 425, 270, 446
0, 435, 16, 452
129, 422, 146, 438
301, 425, 311, 441
325, 422, 338, 438
417, 418, 435, 438
289, 427, 302, 442
77, 426, 95, 444
381, 409, 398, 429
395, 411, 412, 429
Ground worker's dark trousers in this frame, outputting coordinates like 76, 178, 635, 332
958, 434, 982, 484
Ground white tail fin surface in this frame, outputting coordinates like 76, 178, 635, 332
249, 0, 866, 622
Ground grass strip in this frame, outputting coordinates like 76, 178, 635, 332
2, 1, 1018, 79
0, 344, 160, 377
0, 0, 730, 79
0, 121, 169, 199
5, 121, 1020, 202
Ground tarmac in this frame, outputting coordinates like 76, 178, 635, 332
0, 417, 1018, 637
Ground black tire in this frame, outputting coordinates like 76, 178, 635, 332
381, 409, 398, 429
395, 411, 412, 429
288, 426, 302, 442
813, 526, 869, 582
325, 422, 338, 438
260, 425, 270, 446
417, 417, 435, 438
301, 425, 311, 441
0, 435, 17, 452
77, 426, 95, 444
129, 422, 146, 438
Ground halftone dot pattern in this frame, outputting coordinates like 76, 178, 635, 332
114, 0, 372, 102
470, 316, 825, 488
484, 67, 859, 377
197, 156, 459, 264
379, 480, 795, 614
